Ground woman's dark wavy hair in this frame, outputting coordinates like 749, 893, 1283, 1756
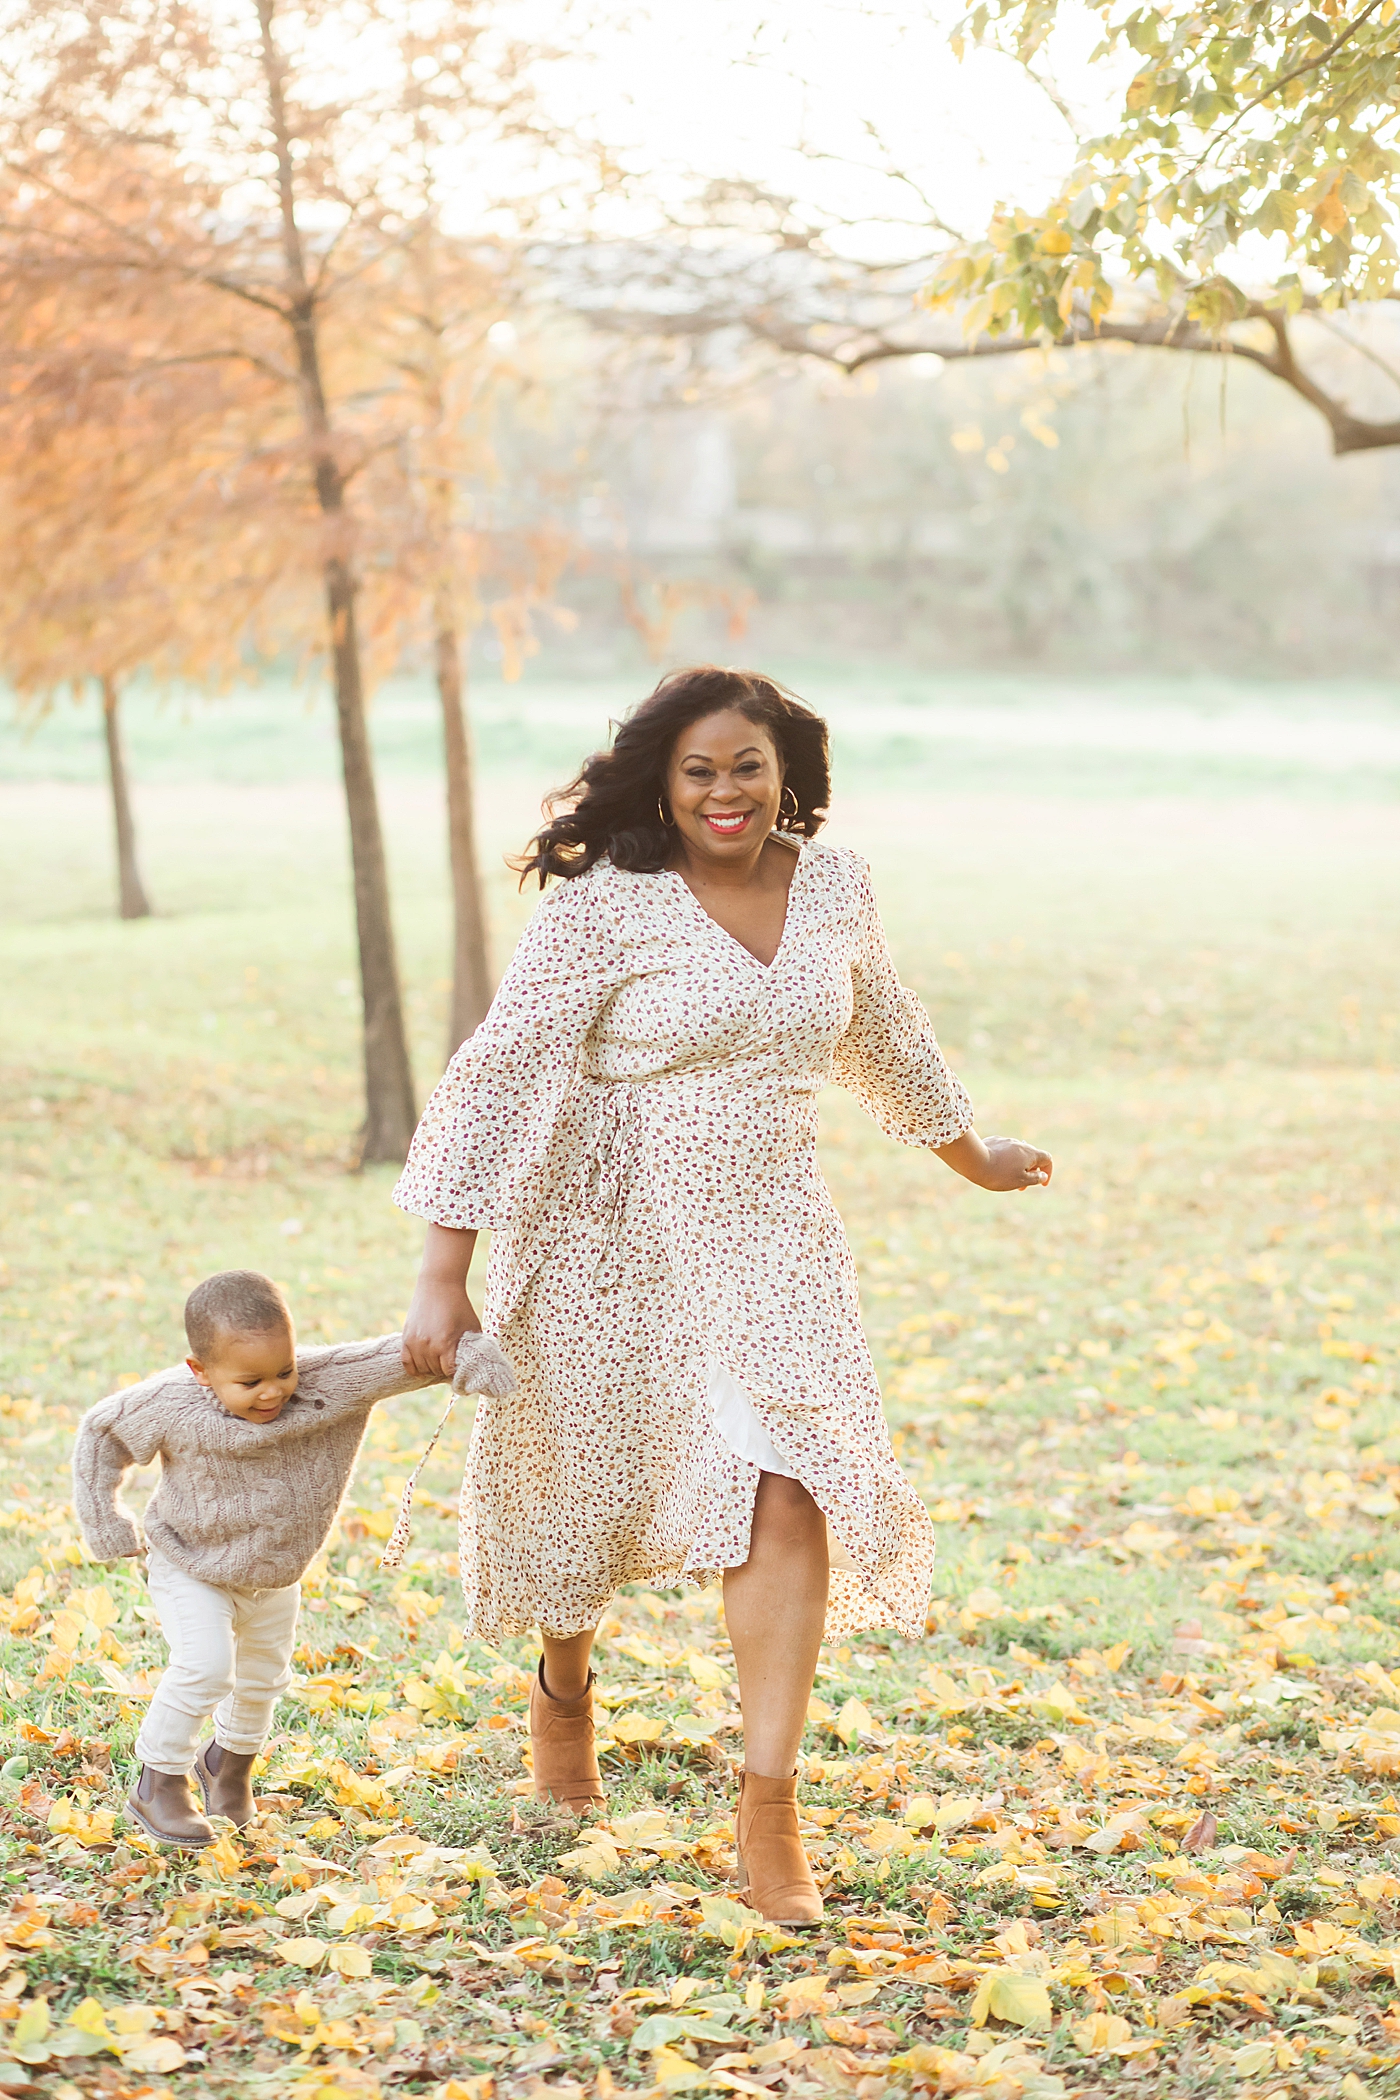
515, 665, 831, 886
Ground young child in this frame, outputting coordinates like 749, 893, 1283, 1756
73, 1268, 514, 1847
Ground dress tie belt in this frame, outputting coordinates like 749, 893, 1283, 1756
581, 1083, 647, 1288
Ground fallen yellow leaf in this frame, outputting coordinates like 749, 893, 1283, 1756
969, 1967, 1052, 2030
1073, 2011, 1135, 2055
610, 1712, 666, 1744
326, 1943, 373, 1979
274, 1938, 329, 1968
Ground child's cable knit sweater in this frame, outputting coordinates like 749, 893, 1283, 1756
72, 1337, 436, 1590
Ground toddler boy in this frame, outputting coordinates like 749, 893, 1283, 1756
73, 1268, 512, 1847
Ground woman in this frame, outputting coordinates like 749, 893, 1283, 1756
398, 665, 1051, 1924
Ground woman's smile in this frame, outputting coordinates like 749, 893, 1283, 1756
703, 809, 753, 835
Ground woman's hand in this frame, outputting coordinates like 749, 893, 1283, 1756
979, 1135, 1053, 1191
936, 1130, 1053, 1192
402, 1224, 482, 1381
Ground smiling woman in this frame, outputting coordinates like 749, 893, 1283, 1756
516, 664, 830, 884
394, 664, 1052, 1926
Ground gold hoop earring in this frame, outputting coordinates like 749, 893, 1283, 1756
657, 796, 672, 827
778, 785, 800, 830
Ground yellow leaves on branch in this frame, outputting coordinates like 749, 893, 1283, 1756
937, 1, 1400, 337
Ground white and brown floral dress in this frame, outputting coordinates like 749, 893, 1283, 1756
394, 838, 973, 1643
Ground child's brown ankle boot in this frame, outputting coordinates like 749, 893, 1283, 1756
195, 1741, 258, 1828
127, 1764, 215, 1849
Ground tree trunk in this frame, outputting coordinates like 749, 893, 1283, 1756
100, 675, 151, 920
326, 556, 418, 1163
436, 619, 492, 1059
256, 0, 415, 1164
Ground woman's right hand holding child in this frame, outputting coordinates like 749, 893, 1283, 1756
402, 1223, 482, 1382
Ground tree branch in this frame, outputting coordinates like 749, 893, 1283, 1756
119, 346, 297, 386
0, 158, 299, 318
734, 304, 1400, 455
1193, 0, 1390, 171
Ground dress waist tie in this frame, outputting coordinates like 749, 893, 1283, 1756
581, 1082, 648, 1288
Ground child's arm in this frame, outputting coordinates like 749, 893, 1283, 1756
72, 1396, 152, 1561
294, 1334, 443, 1415
296, 1333, 515, 1415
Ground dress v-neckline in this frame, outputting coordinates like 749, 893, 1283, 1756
664, 835, 805, 973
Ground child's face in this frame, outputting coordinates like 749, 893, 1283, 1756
188, 1324, 298, 1423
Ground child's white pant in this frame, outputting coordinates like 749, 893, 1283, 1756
135, 1548, 300, 1775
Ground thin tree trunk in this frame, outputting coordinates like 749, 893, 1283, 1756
325, 555, 417, 1161
99, 675, 151, 920
256, 0, 415, 1164
436, 617, 492, 1058
403, 206, 493, 1065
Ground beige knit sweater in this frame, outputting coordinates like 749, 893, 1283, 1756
72, 1336, 436, 1590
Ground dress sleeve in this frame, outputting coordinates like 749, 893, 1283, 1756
830, 855, 974, 1149
393, 871, 629, 1232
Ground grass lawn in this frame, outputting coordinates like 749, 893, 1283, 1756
2, 670, 1400, 2100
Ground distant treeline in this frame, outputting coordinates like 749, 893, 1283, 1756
504, 334, 1400, 678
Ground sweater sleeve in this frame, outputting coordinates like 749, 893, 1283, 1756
830, 853, 975, 1150
72, 1394, 159, 1561
292, 1335, 440, 1416
392, 870, 629, 1233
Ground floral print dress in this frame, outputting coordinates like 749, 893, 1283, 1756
393, 838, 973, 1642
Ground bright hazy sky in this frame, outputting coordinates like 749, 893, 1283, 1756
560, 0, 1124, 251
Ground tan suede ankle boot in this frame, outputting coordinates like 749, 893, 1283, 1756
127, 1765, 215, 1849
195, 1741, 258, 1827
734, 1769, 823, 1925
529, 1659, 605, 1810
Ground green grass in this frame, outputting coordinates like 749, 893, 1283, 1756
1, 672, 1399, 2100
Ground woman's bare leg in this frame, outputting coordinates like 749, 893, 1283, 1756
540, 1628, 596, 1701
724, 1474, 830, 1777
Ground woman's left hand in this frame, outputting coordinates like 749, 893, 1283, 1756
980, 1136, 1053, 1191
936, 1129, 1053, 1191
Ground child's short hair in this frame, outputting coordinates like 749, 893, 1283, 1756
185, 1271, 291, 1359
